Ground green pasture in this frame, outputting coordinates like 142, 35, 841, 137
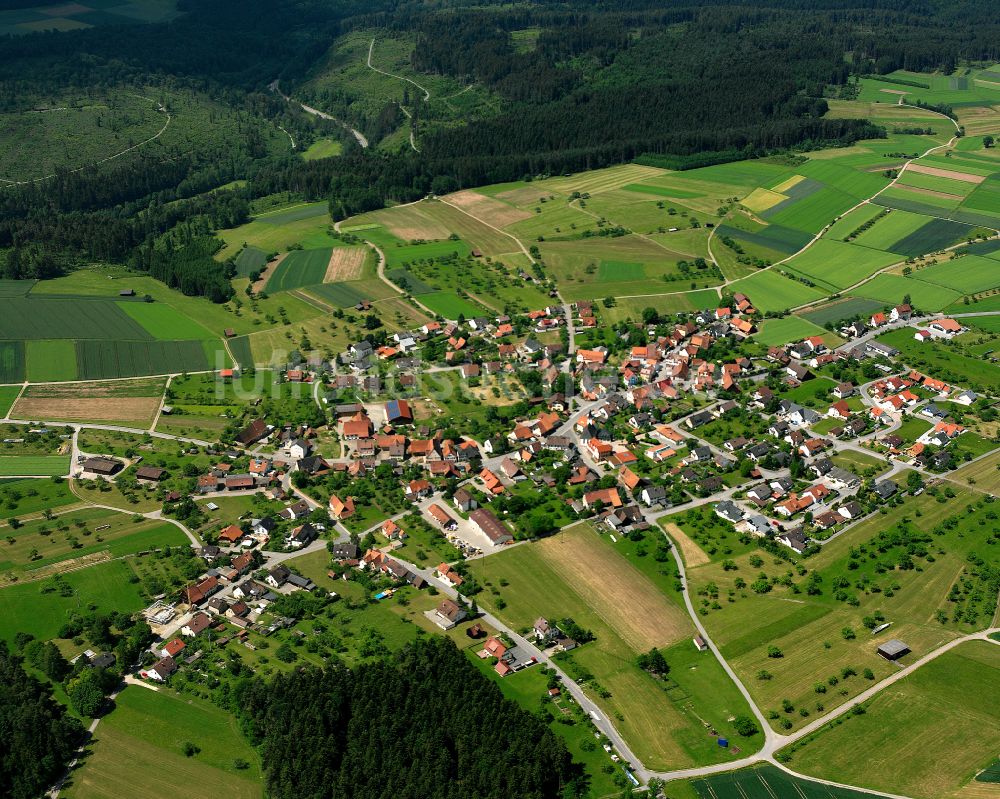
233, 246, 268, 277
304, 282, 367, 308
784, 240, 899, 291
728, 270, 826, 312
0, 385, 23, 418
0, 478, 77, 519
66, 687, 262, 799
877, 327, 1000, 391
851, 273, 958, 312
418, 291, 485, 319
767, 185, 860, 234
598, 261, 645, 281
850, 209, 929, 249
0, 559, 145, 643
121, 302, 217, 340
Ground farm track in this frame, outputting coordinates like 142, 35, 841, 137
268, 80, 368, 148
1, 94, 172, 187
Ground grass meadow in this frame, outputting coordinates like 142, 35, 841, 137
783, 641, 1000, 799
0, 454, 69, 477
728, 270, 826, 312
65, 687, 263, 799
784, 240, 899, 291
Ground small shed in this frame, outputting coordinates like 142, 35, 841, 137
119, 289, 135, 297
877, 639, 910, 661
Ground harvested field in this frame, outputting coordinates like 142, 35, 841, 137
323, 247, 367, 282
536, 525, 689, 651
11, 397, 160, 424
662, 522, 710, 567
444, 190, 532, 227
374, 203, 452, 241
906, 163, 986, 184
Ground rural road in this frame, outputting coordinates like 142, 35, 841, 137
365, 38, 425, 152
268, 79, 369, 148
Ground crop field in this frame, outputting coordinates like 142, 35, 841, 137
120, 302, 216, 341
784, 240, 899, 291
304, 281, 368, 308
848, 209, 928, 249
233, 246, 268, 277
384, 268, 435, 294
716, 222, 814, 255
264, 247, 332, 293
784, 642, 1000, 799
0, 386, 22, 417
890, 217, 977, 256
0, 341, 26, 383
418, 291, 485, 319
0, 297, 151, 340
801, 297, 886, 326
683, 764, 882, 799
910, 255, 1000, 294
216, 201, 333, 259
851, 273, 959, 311
75, 339, 216, 379
25, 340, 76, 382
0, 455, 69, 477
12, 377, 166, 425
0, 280, 36, 297
766, 184, 860, 234
823, 204, 892, 241
897, 170, 978, 197
66, 687, 262, 799
0, 558, 145, 643
467, 524, 764, 770
728, 270, 826, 312
754, 316, 830, 346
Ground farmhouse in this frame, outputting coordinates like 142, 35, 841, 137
469, 508, 514, 545
135, 466, 166, 482
82, 457, 122, 476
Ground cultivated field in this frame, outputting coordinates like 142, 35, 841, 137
536, 524, 690, 651
784, 642, 1000, 799
11, 378, 166, 425
754, 316, 831, 347
785, 240, 899, 291
682, 764, 883, 799
0, 455, 69, 477
728, 270, 826, 312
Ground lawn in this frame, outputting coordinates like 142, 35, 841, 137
728, 270, 826, 312
467, 524, 762, 771
0, 559, 145, 643
782, 642, 1000, 799
65, 687, 263, 799
0, 454, 69, 476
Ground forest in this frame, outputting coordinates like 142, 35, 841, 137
2, 0, 1000, 296
234, 637, 584, 799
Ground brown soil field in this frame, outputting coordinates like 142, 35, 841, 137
378, 204, 452, 241
536, 525, 690, 651
252, 253, 284, 294
444, 190, 533, 227
324, 247, 367, 282
662, 522, 710, 567
12, 397, 161, 424
906, 163, 986, 184
894, 184, 967, 202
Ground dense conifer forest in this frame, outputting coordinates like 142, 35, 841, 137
235, 638, 582, 799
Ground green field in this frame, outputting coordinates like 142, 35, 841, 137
896, 170, 977, 197
851, 273, 959, 312
304, 281, 369, 308
682, 764, 883, 799
849, 209, 928, 249
121, 302, 217, 340
0, 385, 23, 417
754, 316, 831, 346
716, 222, 814, 256
419, 291, 485, 319
302, 138, 343, 160
598, 260, 645, 281
728, 270, 826, 312
784, 642, 1000, 799
785, 240, 899, 291
801, 297, 884, 326
66, 686, 262, 799
889, 217, 977, 257
75, 340, 219, 379
0, 559, 145, 643
265, 248, 332, 293
226, 335, 254, 369
0, 297, 151, 341
0, 341, 26, 383
25, 340, 77, 382
767, 185, 861, 235
233, 246, 268, 277
0, 477, 77, 518
0, 454, 69, 477
910, 254, 1000, 294
877, 327, 1000, 391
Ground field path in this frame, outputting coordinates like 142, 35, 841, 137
268, 79, 369, 148
1, 94, 172, 187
